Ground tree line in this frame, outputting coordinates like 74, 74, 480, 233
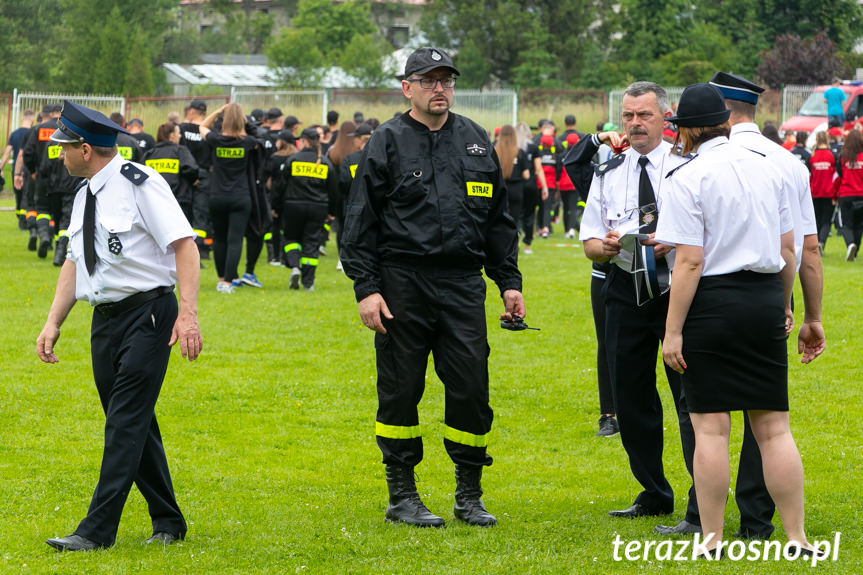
1, 0, 861, 96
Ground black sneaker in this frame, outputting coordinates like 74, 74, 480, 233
596, 415, 619, 437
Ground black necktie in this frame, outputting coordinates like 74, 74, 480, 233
637, 155, 657, 233
83, 185, 97, 275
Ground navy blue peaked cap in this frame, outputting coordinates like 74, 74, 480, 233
50, 100, 129, 147
709, 72, 764, 105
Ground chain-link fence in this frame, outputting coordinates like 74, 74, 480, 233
11, 91, 126, 132
782, 85, 816, 124
608, 86, 786, 127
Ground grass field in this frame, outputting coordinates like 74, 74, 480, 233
0, 197, 860, 574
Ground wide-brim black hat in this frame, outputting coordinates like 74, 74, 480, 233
665, 83, 730, 128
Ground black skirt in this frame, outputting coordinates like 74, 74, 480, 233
681, 270, 788, 413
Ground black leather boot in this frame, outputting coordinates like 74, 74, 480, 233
53, 236, 68, 267
28, 229, 37, 251
384, 464, 445, 528
453, 464, 497, 527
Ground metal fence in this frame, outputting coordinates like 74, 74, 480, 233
11, 91, 126, 132
782, 84, 816, 124
0, 85, 823, 146
609, 86, 790, 127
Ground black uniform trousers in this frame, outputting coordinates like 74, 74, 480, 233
282, 200, 328, 288
193, 170, 213, 251
838, 196, 863, 248
521, 182, 539, 246
812, 197, 834, 246
75, 292, 186, 545
49, 193, 74, 239
34, 178, 54, 243
375, 265, 493, 468
590, 270, 614, 415
603, 266, 685, 512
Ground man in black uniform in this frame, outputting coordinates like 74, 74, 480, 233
36, 101, 202, 551
342, 47, 525, 528
22, 103, 63, 258
109, 113, 144, 163
127, 118, 156, 153
180, 100, 215, 259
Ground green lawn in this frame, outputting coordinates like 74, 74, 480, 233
0, 197, 859, 574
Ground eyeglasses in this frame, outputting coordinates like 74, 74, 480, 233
406, 77, 456, 90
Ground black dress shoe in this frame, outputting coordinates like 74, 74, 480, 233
654, 519, 702, 535
608, 503, 672, 518
46, 534, 103, 552
145, 531, 184, 545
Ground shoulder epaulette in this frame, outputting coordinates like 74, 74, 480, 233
121, 162, 149, 185
740, 146, 766, 157
665, 156, 696, 179
594, 153, 625, 176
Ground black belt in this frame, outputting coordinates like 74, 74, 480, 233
95, 285, 174, 318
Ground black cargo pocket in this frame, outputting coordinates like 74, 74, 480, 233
461, 156, 496, 210
388, 160, 427, 205
342, 204, 364, 243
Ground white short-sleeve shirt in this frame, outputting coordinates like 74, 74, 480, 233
655, 137, 793, 276
67, 154, 195, 305
729, 123, 817, 271
579, 140, 687, 268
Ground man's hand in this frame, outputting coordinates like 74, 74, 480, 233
641, 232, 673, 258
169, 310, 202, 361
602, 230, 622, 258
597, 131, 622, 148
797, 319, 825, 364
36, 323, 61, 363
500, 289, 526, 322
358, 293, 393, 333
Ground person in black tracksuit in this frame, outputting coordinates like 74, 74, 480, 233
39, 136, 83, 266
144, 123, 199, 225
180, 100, 215, 258
23, 104, 63, 257
263, 130, 297, 264
341, 47, 525, 530
335, 123, 373, 262
272, 127, 337, 290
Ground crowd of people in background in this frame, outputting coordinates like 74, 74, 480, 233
5, 99, 862, 287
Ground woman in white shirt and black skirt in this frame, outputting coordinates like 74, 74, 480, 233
656, 83, 820, 557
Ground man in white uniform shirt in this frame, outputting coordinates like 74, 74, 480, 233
579, 82, 690, 519
36, 101, 202, 551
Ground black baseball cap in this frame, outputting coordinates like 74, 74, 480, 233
189, 99, 207, 112
284, 115, 301, 128
266, 107, 283, 120
300, 127, 320, 140
404, 47, 459, 78
348, 123, 374, 137
665, 83, 731, 128
277, 130, 296, 144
